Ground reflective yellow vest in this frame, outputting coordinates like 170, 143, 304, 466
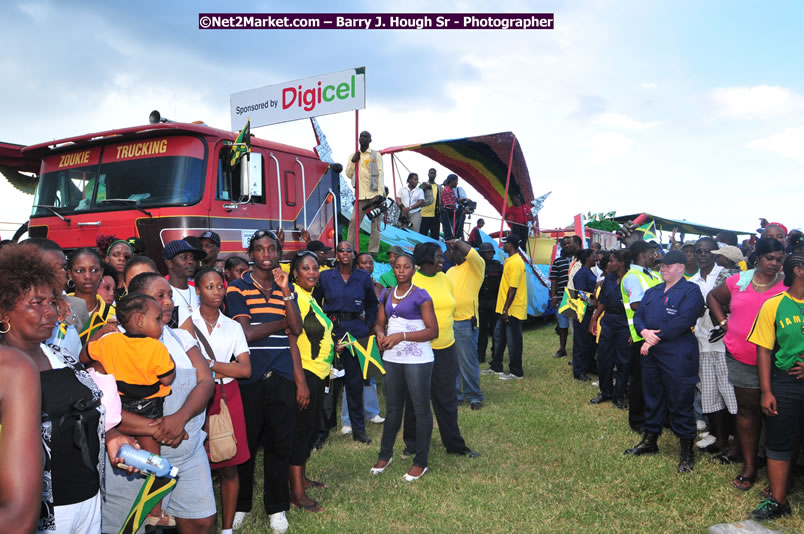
620, 266, 662, 342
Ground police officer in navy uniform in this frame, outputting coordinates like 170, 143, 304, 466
624, 250, 705, 473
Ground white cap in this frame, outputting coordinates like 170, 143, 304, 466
169, 466, 179, 478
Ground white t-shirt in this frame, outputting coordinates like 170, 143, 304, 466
189, 309, 250, 384
690, 265, 725, 351
171, 285, 200, 327
400, 186, 425, 214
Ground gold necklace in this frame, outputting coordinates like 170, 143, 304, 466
201, 311, 219, 330
751, 272, 781, 289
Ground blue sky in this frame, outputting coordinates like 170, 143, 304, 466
1, 0, 802, 238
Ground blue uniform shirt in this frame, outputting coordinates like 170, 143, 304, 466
598, 273, 626, 315
573, 265, 597, 295
316, 268, 379, 339
634, 278, 705, 343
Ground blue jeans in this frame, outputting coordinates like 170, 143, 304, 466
341, 377, 380, 427
380, 361, 433, 467
490, 316, 523, 377
454, 319, 484, 403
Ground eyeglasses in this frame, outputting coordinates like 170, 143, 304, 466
337, 248, 354, 253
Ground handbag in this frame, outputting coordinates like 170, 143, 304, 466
192, 324, 238, 463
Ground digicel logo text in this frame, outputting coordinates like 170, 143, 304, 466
282, 75, 356, 112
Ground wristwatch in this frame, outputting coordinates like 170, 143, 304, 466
208, 359, 215, 369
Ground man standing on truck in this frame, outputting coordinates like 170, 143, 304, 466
346, 131, 384, 255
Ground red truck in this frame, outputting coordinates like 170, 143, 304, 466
17, 113, 339, 268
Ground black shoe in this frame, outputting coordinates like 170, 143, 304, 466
553, 349, 567, 358
352, 431, 372, 445
589, 393, 611, 405
613, 398, 628, 410
448, 447, 480, 458
574, 374, 592, 382
470, 402, 483, 411
749, 497, 792, 520
400, 447, 415, 459
678, 438, 695, 473
624, 432, 659, 456
311, 435, 327, 451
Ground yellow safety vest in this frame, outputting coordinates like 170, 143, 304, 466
621, 266, 662, 342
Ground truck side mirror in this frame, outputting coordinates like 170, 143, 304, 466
240, 152, 263, 199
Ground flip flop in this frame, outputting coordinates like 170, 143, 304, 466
305, 479, 328, 489
712, 452, 743, 465
293, 500, 323, 512
733, 474, 756, 491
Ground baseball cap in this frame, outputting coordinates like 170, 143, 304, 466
306, 240, 332, 253
477, 242, 495, 253
660, 250, 687, 265
388, 245, 406, 257
199, 231, 221, 248
629, 240, 652, 257
163, 239, 206, 261
502, 234, 521, 247
711, 246, 745, 265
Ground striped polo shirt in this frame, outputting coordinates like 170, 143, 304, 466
226, 270, 293, 383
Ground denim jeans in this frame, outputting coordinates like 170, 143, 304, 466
490, 316, 523, 377
341, 377, 380, 427
380, 361, 433, 467
454, 319, 484, 403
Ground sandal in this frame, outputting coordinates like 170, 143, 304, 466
304, 479, 328, 489
733, 474, 756, 491
712, 452, 743, 465
292, 500, 323, 513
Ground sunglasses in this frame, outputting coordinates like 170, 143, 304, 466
295, 250, 318, 259
337, 248, 354, 253
249, 229, 279, 245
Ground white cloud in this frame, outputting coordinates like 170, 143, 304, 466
746, 125, 804, 163
593, 112, 661, 131
584, 131, 633, 164
641, 81, 657, 89
709, 85, 804, 119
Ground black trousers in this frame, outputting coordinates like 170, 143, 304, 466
477, 308, 497, 363
341, 351, 367, 434
403, 344, 467, 453
629, 341, 645, 431
420, 216, 440, 240
236, 373, 296, 515
317, 376, 342, 440
289, 370, 326, 466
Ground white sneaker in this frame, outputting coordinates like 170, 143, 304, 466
369, 415, 386, 424
499, 373, 523, 380
480, 368, 503, 376
696, 420, 707, 432
269, 511, 289, 534
696, 434, 716, 449
232, 511, 249, 530
340, 425, 352, 435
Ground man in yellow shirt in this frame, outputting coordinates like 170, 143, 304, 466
446, 239, 486, 409
345, 131, 384, 254
486, 234, 528, 379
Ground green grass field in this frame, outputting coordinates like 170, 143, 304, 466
233, 321, 804, 533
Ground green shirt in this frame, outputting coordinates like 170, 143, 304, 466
748, 292, 804, 371
379, 269, 398, 288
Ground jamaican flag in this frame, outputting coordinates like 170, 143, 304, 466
118, 474, 177, 534
558, 287, 593, 323
230, 118, 251, 167
340, 333, 385, 379
637, 219, 657, 240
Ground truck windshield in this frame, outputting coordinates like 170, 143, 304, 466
31, 136, 205, 217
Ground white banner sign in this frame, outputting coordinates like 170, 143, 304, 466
230, 67, 366, 129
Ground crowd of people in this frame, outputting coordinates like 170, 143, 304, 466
546, 223, 804, 521
1, 210, 802, 532
0, 215, 537, 533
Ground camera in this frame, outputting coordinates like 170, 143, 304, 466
459, 198, 477, 215
364, 196, 394, 220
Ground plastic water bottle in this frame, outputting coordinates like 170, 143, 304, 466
117, 444, 179, 478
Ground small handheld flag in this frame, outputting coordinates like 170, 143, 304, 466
118, 474, 177, 534
341, 333, 385, 379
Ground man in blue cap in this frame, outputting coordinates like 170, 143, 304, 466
624, 249, 705, 473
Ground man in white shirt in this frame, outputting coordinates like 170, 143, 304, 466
163, 240, 205, 328
397, 173, 425, 232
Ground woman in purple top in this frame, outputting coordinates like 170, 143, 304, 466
370, 254, 439, 481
